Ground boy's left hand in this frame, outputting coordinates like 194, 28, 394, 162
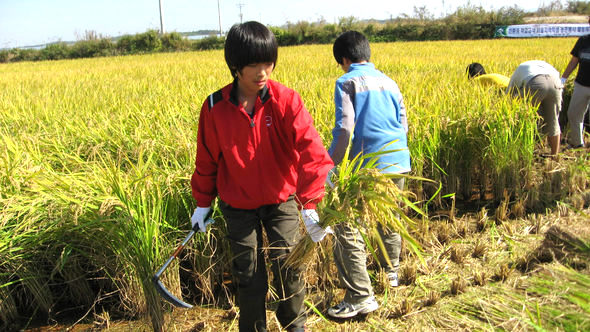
302, 209, 333, 242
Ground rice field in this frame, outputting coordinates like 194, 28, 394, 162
1, 37, 589, 331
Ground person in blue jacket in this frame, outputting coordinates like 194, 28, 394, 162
326, 30, 411, 319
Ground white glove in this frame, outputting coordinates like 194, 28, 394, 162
191, 206, 212, 232
302, 209, 333, 242
561, 77, 567, 85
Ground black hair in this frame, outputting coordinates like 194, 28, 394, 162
224, 21, 278, 78
466, 62, 486, 79
333, 31, 371, 65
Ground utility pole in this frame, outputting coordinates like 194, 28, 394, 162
237, 3, 245, 23
218, 0, 223, 36
158, 0, 165, 34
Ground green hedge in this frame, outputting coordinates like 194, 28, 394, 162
0, 4, 553, 63
0, 31, 225, 63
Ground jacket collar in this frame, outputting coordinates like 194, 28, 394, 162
348, 62, 374, 72
229, 78, 271, 106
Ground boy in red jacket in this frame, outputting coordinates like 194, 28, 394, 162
190, 21, 333, 332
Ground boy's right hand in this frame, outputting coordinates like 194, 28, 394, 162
302, 209, 333, 242
325, 168, 336, 189
191, 207, 212, 232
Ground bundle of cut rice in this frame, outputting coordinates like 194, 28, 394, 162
287, 148, 430, 269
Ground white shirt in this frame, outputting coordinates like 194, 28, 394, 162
507, 60, 560, 91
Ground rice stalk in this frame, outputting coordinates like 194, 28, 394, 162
97, 152, 174, 332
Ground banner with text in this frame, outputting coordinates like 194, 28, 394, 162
495, 24, 590, 38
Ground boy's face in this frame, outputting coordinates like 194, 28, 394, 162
237, 62, 274, 95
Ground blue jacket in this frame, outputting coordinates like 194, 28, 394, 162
328, 62, 410, 173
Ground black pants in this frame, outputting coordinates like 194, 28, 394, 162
220, 195, 306, 332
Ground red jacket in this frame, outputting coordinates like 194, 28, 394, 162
191, 79, 333, 210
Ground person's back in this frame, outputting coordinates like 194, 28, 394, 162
329, 32, 410, 173
473, 73, 510, 88
508, 59, 563, 156
331, 63, 410, 172
466, 62, 509, 89
327, 30, 408, 320
508, 60, 560, 91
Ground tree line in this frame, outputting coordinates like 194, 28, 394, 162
2, 1, 589, 63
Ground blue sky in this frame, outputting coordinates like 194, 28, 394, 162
0, 0, 544, 48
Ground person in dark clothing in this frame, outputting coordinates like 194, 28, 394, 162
561, 23, 590, 149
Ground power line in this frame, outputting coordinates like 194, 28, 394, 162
218, 0, 222, 36
237, 3, 245, 23
158, 0, 165, 34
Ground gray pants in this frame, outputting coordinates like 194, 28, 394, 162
332, 177, 404, 304
567, 81, 590, 146
516, 74, 562, 137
